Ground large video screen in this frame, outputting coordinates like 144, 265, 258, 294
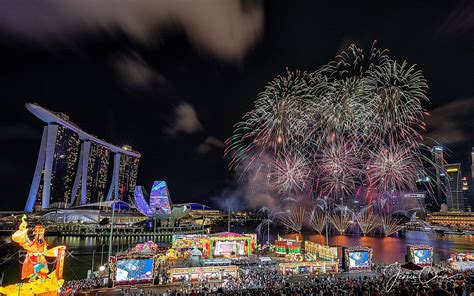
150, 181, 172, 215
115, 259, 154, 282
348, 251, 370, 270
214, 242, 235, 256
413, 249, 431, 265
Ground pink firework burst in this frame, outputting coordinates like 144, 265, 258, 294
366, 143, 424, 193
317, 140, 363, 199
271, 152, 312, 195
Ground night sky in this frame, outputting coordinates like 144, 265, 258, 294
0, 0, 472, 211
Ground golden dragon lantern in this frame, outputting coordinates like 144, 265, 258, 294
0, 215, 66, 296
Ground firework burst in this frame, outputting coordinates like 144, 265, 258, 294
271, 152, 311, 194
380, 215, 403, 237
277, 206, 307, 233
256, 207, 278, 236
226, 42, 433, 214
355, 208, 380, 236
307, 208, 327, 234
329, 206, 354, 235
367, 143, 425, 193
225, 70, 316, 171
317, 140, 362, 200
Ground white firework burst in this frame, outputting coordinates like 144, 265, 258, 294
367, 143, 425, 193
329, 206, 354, 235
307, 208, 327, 234
355, 207, 380, 236
271, 152, 311, 194
380, 215, 403, 237
277, 206, 307, 233
317, 140, 362, 199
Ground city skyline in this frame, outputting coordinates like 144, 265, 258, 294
0, 1, 472, 210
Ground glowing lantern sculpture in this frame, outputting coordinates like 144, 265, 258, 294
0, 215, 66, 296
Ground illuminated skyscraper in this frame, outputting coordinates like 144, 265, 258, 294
70, 141, 111, 206
49, 125, 81, 207
87, 142, 111, 203
431, 146, 446, 210
106, 150, 139, 203
24, 103, 141, 212
27, 124, 82, 210
470, 147, 474, 211
444, 163, 465, 211
471, 147, 474, 180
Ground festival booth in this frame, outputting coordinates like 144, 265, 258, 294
0, 215, 66, 296
167, 265, 239, 283
449, 253, 474, 271
169, 232, 256, 260
305, 241, 338, 261
406, 245, 433, 267
343, 246, 373, 272
279, 261, 339, 275
109, 241, 166, 287
172, 234, 210, 258
275, 238, 302, 257
207, 232, 255, 259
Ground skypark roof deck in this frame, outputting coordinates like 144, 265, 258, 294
26, 103, 141, 158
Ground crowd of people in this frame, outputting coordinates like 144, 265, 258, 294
61, 277, 106, 294
161, 264, 473, 296
61, 260, 474, 295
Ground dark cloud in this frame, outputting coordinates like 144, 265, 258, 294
165, 102, 202, 136
435, 0, 474, 39
113, 52, 167, 87
424, 97, 474, 145
0, 0, 263, 61
197, 137, 225, 154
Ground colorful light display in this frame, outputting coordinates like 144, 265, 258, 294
171, 232, 255, 259
150, 181, 172, 215
275, 239, 302, 256
304, 241, 338, 261
0, 215, 66, 296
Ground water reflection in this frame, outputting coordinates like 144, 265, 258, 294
284, 231, 474, 263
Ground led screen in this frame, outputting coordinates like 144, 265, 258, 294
150, 181, 172, 215
214, 242, 235, 256
214, 241, 245, 256
115, 259, 154, 282
348, 251, 370, 269
413, 249, 431, 264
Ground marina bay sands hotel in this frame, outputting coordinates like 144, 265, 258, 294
24, 103, 140, 212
